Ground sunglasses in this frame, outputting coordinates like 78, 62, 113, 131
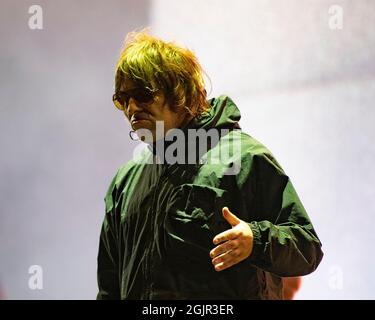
112, 87, 158, 111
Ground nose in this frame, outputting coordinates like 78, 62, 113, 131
126, 97, 143, 116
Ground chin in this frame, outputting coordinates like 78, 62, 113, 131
132, 122, 153, 131
133, 127, 156, 143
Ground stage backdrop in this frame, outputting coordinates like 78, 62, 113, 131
0, 0, 374, 299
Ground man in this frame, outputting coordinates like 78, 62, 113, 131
97, 31, 323, 300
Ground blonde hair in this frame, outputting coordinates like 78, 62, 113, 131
115, 30, 210, 117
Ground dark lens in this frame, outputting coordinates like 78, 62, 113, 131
132, 88, 154, 104
114, 88, 155, 110
113, 92, 128, 110
117, 92, 128, 105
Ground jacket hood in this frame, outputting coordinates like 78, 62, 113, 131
148, 95, 241, 159
189, 95, 241, 130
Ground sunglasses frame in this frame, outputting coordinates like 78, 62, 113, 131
112, 87, 159, 111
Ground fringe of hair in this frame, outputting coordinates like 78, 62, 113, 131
115, 29, 210, 118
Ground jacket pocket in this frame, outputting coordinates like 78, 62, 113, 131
163, 184, 227, 265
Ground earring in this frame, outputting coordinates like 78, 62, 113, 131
129, 130, 140, 141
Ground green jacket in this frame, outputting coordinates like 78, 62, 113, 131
97, 95, 323, 300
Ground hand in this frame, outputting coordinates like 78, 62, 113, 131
210, 207, 253, 271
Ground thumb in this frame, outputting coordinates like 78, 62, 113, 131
222, 207, 241, 226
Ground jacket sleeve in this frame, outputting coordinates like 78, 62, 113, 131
244, 152, 324, 277
96, 172, 121, 300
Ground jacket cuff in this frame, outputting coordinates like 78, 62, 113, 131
247, 221, 263, 264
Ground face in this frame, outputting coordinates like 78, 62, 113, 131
115, 78, 192, 142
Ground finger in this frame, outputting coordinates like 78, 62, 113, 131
212, 250, 242, 271
213, 228, 240, 245
222, 207, 241, 227
212, 248, 241, 265
210, 239, 238, 259
210, 239, 239, 258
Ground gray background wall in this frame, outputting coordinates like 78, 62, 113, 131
0, 0, 374, 299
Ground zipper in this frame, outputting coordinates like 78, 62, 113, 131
144, 163, 169, 298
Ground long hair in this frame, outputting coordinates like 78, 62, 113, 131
115, 30, 210, 118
